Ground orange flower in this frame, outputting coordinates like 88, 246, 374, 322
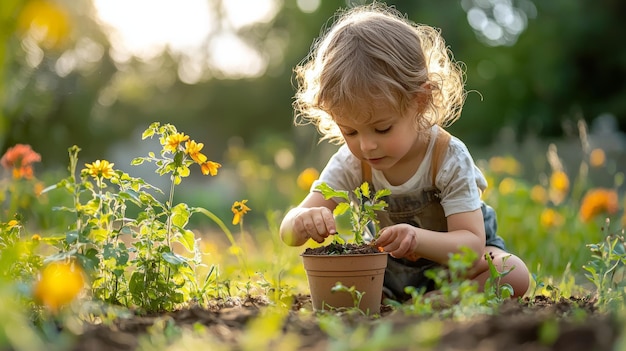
296, 167, 319, 191
184, 140, 208, 164
530, 185, 548, 204
201, 161, 221, 176
589, 148, 606, 168
34, 262, 85, 312
579, 188, 619, 223
1, 144, 41, 180
232, 200, 251, 225
164, 133, 189, 153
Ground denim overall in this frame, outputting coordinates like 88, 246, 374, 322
362, 128, 506, 301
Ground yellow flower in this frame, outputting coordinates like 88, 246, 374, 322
84, 160, 115, 179
31, 234, 42, 241
498, 177, 516, 195
7, 220, 19, 228
530, 185, 548, 204
34, 262, 85, 312
488, 156, 521, 176
579, 188, 619, 223
17, 0, 71, 50
297, 167, 319, 191
549, 171, 570, 205
184, 140, 208, 164
201, 161, 221, 176
589, 148, 606, 168
164, 132, 189, 153
549, 171, 570, 193
232, 200, 251, 225
540, 208, 564, 228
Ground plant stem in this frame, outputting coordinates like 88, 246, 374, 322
166, 174, 176, 249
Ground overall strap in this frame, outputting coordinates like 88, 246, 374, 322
431, 127, 451, 186
360, 126, 452, 187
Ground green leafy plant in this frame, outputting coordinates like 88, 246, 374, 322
483, 253, 515, 304
583, 218, 626, 310
315, 182, 390, 245
41, 122, 249, 312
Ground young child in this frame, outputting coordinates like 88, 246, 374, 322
279, 3, 530, 301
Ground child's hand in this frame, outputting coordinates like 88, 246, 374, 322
291, 207, 336, 243
374, 224, 420, 260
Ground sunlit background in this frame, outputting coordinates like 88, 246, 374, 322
2, 0, 625, 223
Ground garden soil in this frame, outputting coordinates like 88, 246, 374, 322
70, 295, 620, 351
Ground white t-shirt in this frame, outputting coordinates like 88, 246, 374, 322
311, 126, 488, 217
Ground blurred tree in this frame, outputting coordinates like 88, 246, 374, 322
1, 0, 625, 169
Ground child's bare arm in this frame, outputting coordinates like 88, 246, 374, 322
374, 208, 486, 263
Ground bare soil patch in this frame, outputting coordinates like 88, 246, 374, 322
69, 295, 619, 351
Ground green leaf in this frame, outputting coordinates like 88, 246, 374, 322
131, 157, 144, 165
333, 202, 351, 217
375, 188, 392, 199
171, 203, 190, 228
162, 252, 188, 266
66, 230, 79, 244
176, 229, 196, 252
316, 183, 349, 201
142, 126, 156, 139
360, 182, 370, 198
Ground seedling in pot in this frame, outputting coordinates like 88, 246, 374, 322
316, 182, 391, 246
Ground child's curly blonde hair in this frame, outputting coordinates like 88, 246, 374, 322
293, 3, 466, 144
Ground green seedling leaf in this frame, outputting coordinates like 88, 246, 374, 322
316, 183, 350, 201
334, 210, 353, 235
333, 202, 351, 217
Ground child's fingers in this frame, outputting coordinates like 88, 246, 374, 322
373, 227, 391, 246
320, 207, 336, 235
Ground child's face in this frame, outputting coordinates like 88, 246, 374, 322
335, 104, 424, 176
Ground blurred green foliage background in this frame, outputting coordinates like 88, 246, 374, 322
3, 0, 625, 167
2, 0, 626, 234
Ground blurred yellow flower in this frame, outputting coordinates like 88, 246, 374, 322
530, 185, 548, 204
201, 161, 222, 176
498, 177, 516, 195
579, 188, 619, 223
17, 0, 71, 50
84, 160, 115, 179
488, 156, 521, 176
540, 208, 564, 228
589, 148, 606, 168
184, 140, 208, 164
232, 200, 251, 225
164, 133, 189, 153
31, 234, 42, 241
297, 167, 319, 191
550, 171, 569, 193
34, 262, 85, 312
549, 171, 570, 205
7, 220, 19, 228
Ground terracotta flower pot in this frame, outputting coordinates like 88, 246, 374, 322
301, 252, 388, 314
